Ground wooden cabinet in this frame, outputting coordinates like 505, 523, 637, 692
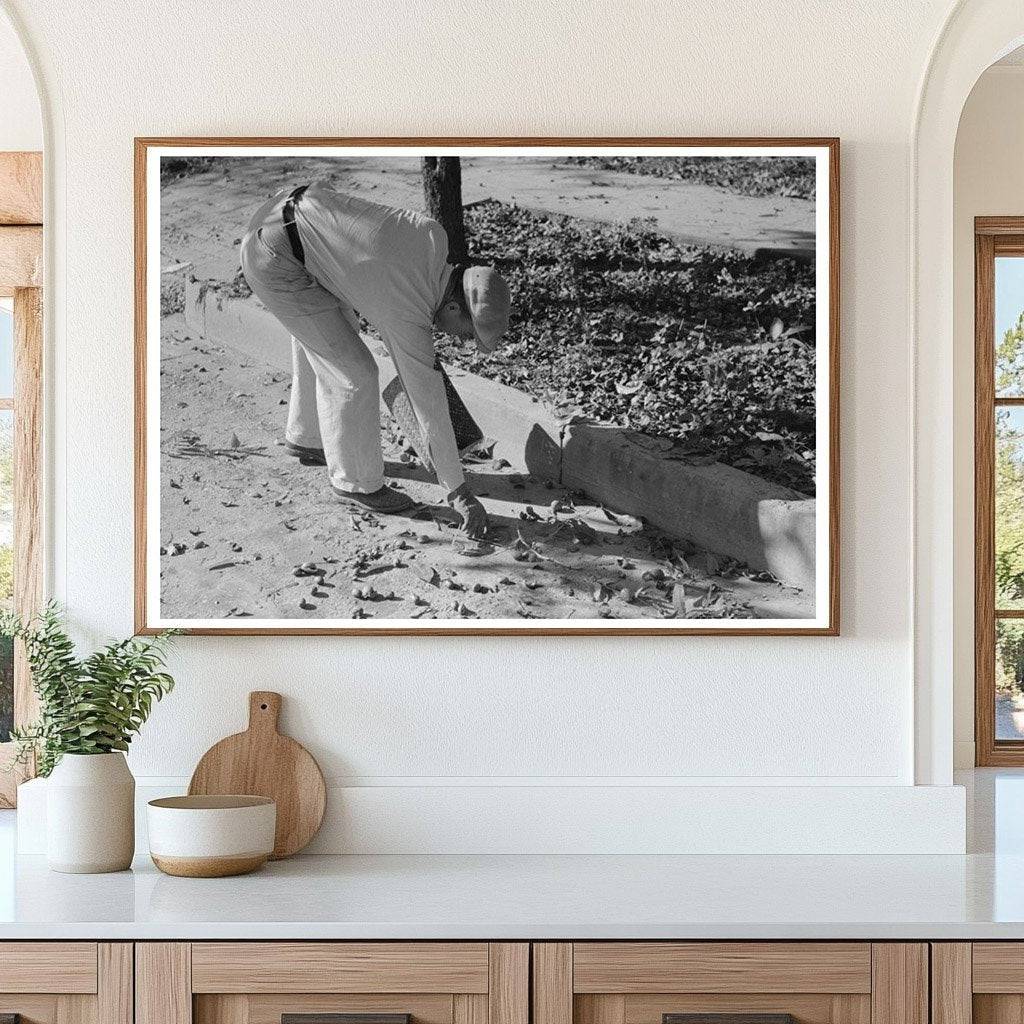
533, 944, 928, 1024
931, 943, 1024, 1024
0, 938, 942, 1024
136, 943, 528, 1024
0, 943, 132, 1024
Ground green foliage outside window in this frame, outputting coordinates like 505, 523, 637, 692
995, 314, 1024, 695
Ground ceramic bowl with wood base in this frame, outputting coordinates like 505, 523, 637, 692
147, 795, 276, 877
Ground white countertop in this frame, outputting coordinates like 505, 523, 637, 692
1, 769, 1022, 941
1, 848, 1023, 940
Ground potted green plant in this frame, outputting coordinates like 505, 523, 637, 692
2, 603, 177, 873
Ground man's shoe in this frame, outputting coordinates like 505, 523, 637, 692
285, 441, 326, 466
333, 484, 421, 515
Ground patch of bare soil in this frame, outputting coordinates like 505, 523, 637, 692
159, 313, 810, 622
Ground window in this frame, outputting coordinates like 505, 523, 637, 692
975, 220, 1024, 764
0, 288, 41, 806
0, 151, 43, 806
0, 299, 12, 745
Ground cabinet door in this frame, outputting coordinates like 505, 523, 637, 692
137, 943, 528, 1024
0, 942, 132, 1024
534, 944, 927, 1024
936, 943, 1024, 1024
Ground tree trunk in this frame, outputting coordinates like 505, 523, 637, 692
421, 156, 468, 264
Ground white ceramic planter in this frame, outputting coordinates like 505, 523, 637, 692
46, 752, 135, 873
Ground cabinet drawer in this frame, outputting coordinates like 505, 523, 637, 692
572, 943, 872, 994
535, 943, 925, 1024
191, 943, 490, 993
973, 943, 1024, 992
139, 942, 528, 1024
0, 943, 130, 1024
0, 942, 98, 993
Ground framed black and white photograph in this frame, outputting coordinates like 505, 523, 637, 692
135, 138, 839, 635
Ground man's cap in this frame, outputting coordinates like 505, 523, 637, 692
463, 266, 511, 352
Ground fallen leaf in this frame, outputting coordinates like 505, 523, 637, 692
412, 563, 440, 586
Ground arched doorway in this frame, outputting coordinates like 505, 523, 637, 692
914, 0, 1024, 785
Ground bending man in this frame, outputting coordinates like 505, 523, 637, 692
240, 182, 511, 537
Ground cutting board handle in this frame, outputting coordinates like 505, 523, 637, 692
248, 691, 282, 734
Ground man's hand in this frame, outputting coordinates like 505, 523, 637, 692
447, 483, 488, 539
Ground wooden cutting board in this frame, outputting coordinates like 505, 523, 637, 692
188, 691, 326, 859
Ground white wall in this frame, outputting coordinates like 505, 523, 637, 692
0, 8, 39, 151
953, 65, 1024, 768
0, 0, 974, 851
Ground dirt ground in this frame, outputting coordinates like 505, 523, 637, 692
157, 160, 813, 622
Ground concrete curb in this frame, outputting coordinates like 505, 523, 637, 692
561, 424, 814, 590
178, 276, 815, 592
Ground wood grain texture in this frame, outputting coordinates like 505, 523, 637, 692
0, 286, 44, 798
993, 236, 1024, 256
151, 852, 268, 877
0, 943, 97, 993
826, 132, 841, 637
0, 997, 58, 1024
454, 994, 487, 1024
573, 943, 871, 994
662, 1016, 794, 1024
188, 691, 326, 858
134, 135, 840, 637
831, 995, 872, 1024
194, 995, 248, 1024
3, 996, 99, 1024
0, 153, 42, 225
534, 944, 573, 1024
0, 226, 41, 291
281, 1017, 410, 1024
978, 217, 1024, 235
0, 286, 44, 806
97, 945, 133, 1024
192, 942, 489, 994
489, 943, 529, 1024
622, 994, 836, 1024
136, 943, 192, 1024
975, 995, 1024, 1024
55, 995, 95, 1024
931, 945, 971, 1024
13, 287, 42, 720
133, 135, 148, 634
236, 994, 451, 1024
577, 996, 626, 1024
972, 943, 1024, 991
870, 945, 927, 1024
976, 228, 999, 765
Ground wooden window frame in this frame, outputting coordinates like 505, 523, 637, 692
0, 151, 43, 806
975, 217, 1024, 765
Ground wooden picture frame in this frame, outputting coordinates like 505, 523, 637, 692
135, 137, 840, 636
